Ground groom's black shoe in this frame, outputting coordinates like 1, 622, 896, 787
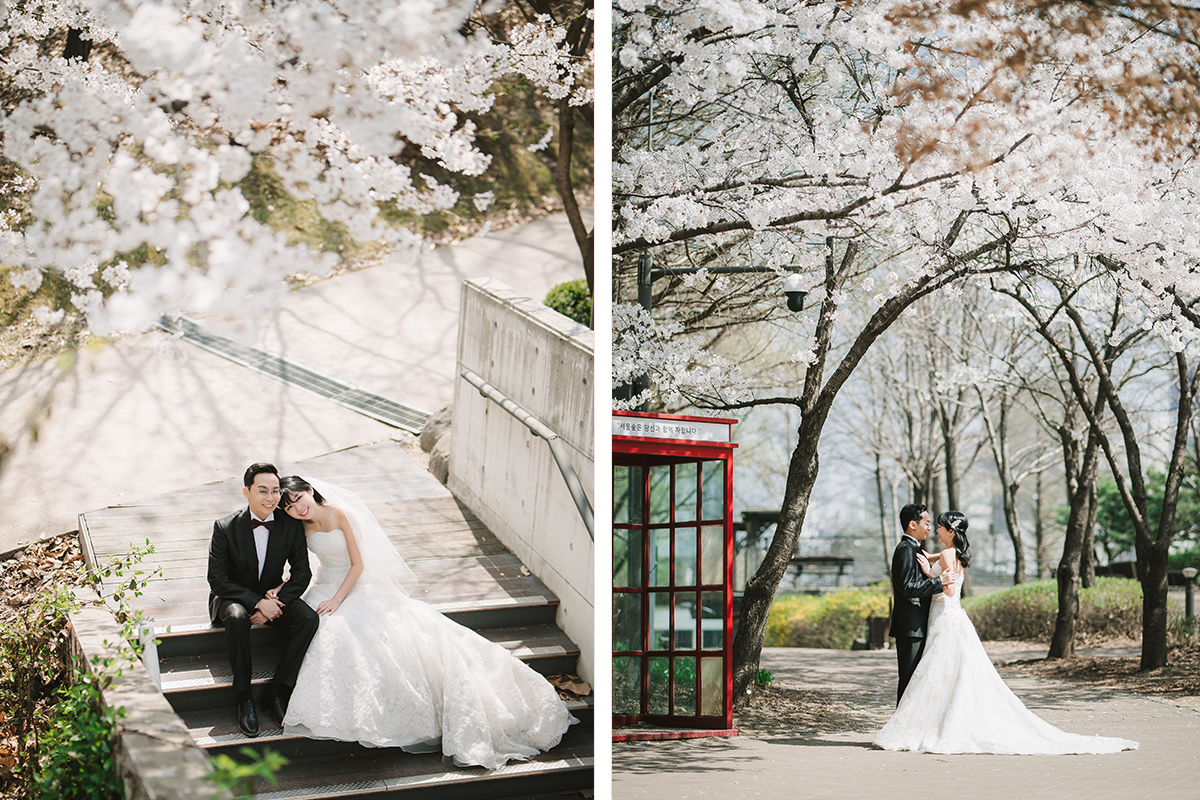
237, 698, 259, 737
266, 694, 288, 728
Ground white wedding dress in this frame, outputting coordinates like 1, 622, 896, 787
874, 564, 1138, 754
282, 529, 576, 769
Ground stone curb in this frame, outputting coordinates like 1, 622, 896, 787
69, 590, 234, 800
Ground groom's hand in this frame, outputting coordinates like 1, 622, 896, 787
256, 597, 285, 621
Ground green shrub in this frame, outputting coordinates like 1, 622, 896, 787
0, 585, 78, 787
33, 672, 123, 800
207, 747, 289, 800
764, 594, 821, 647
767, 585, 892, 649
963, 577, 1143, 643
544, 279, 592, 327
0, 540, 161, 798
1169, 544, 1200, 570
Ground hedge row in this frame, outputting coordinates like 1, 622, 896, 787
766, 577, 1148, 649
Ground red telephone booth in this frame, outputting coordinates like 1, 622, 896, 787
612, 410, 737, 730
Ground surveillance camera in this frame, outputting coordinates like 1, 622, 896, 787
782, 274, 807, 312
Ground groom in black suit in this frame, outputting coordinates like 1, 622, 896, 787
889, 503, 951, 705
207, 462, 319, 736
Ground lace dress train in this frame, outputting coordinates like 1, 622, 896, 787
283, 530, 575, 769
874, 569, 1137, 755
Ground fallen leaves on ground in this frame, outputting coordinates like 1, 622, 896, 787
734, 684, 880, 737
1005, 643, 1200, 698
547, 673, 592, 700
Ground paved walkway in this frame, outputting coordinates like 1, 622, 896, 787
0, 211, 589, 552
612, 646, 1200, 800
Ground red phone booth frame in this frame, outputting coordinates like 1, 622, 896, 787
612, 410, 737, 730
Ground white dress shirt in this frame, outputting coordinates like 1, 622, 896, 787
249, 514, 274, 580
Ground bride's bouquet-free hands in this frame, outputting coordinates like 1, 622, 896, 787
315, 596, 343, 616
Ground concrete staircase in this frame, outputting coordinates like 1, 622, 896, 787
79, 442, 593, 799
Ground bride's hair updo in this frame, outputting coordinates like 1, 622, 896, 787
280, 475, 326, 508
937, 510, 972, 568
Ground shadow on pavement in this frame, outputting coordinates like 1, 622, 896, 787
613, 738, 770, 774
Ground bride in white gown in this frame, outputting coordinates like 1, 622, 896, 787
874, 511, 1137, 755
271, 475, 575, 770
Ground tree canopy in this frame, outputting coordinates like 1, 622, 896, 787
1, 0, 592, 335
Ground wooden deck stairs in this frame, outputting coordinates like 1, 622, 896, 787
78, 441, 593, 799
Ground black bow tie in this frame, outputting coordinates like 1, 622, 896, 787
250, 518, 275, 532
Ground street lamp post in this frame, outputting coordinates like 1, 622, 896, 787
624, 251, 809, 410
1183, 567, 1197, 620
637, 252, 807, 314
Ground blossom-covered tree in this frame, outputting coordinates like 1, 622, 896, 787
1001, 267, 1200, 667
614, 0, 1200, 693
0, 0, 592, 336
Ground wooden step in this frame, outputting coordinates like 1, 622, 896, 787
159, 622, 580, 712
183, 698, 594, 754
121, 552, 560, 638
235, 722, 594, 800
153, 594, 561, 662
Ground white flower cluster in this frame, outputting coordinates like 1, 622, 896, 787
614, 0, 1200, 366
612, 302, 752, 409
1, 0, 589, 335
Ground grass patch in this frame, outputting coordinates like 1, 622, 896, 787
963, 577, 1144, 643
238, 155, 357, 258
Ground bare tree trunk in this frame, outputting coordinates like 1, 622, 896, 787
1001, 481, 1026, 584
875, 450, 892, 577
977, 390, 1027, 584
1049, 425, 1099, 659
1081, 480, 1098, 588
554, 12, 594, 293
1139, 538, 1172, 668
1034, 470, 1049, 579
940, 401, 961, 512
1134, 350, 1196, 668
555, 96, 593, 294
731, 420, 819, 701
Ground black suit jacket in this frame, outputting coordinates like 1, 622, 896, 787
888, 536, 944, 639
207, 507, 313, 623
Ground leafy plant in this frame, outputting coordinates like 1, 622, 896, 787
0, 585, 78, 786
207, 747, 289, 800
544, 278, 592, 327
0, 539, 160, 798
84, 541, 162, 668
32, 673, 123, 800
756, 669, 774, 686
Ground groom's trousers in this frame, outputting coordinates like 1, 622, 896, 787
216, 598, 319, 697
894, 635, 927, 705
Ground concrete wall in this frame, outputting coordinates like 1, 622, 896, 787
448, 278, 595, 683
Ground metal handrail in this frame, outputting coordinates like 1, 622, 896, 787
460, 369, 594, 540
